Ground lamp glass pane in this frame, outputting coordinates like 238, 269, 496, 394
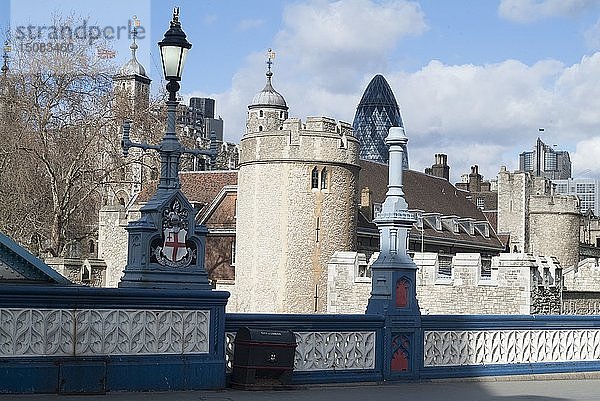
160, 45, 183, 79
177, 47, 189, 78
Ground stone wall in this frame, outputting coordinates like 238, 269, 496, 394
45, 257, 106, 287
497, 168, 530, 252
235, 117, 359, 313
326, 252, 560, 315
326, 252, 371, 314
97, 205, 130, 287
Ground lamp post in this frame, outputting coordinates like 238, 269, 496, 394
122, 7, 217, 189
118, 7, 215, 290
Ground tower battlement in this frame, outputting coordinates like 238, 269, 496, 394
240, 116, 359, 167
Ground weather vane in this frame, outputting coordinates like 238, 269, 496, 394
131, 15, 140, 42
266, 48, 276, 71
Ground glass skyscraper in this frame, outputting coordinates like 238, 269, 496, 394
352, 74, 408, 168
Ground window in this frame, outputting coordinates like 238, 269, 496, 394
481, 258, 492, 280
81, 263, 91, 283
320, 168, 328, 189
373, 202, 382, 219
315, 217, 320, 243
231, 240, 236, 265
311, 167, 319, 189
437, 255, 452, 279
279, 111, 284, 118
259, 110, 263, 117
258, 125, 263, 132
476, 198, 485, 210
88, 240, 95, 254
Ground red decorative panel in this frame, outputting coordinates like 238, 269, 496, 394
395, 278, 408, 308
391, 334, 410, 372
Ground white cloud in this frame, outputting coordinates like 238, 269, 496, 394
186, 0, 600, 183
498, 0, 597, 23
274, 0, 428, 92
571, 137, 600, 177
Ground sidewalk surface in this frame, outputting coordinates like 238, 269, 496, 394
4, 376, 600, 401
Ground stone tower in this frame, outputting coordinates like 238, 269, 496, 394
235, 54, 360, 313
110, 26, 153, 203
498, 167, 580, 268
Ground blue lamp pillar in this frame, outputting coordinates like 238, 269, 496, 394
366, 127, 422, 380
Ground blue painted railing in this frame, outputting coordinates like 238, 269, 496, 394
225, 313, 385, 384
0, 285, 228, 394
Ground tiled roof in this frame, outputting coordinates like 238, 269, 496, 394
136, 171, 238, 213
358, 160, 504, 251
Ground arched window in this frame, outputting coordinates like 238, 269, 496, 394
89, 240, 95, 254
258, 125, 263, 132
259, 110, 263, 117
321, 168, 328, 189
279, 111, 284, 118
311, 167, 319, 189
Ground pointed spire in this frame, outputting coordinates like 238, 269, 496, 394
129, 15, 140, 60
116, 15, 149, 79
249, 48, 287, 109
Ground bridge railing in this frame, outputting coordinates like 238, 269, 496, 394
225, 313, 385, 384
421, 314, 600, 378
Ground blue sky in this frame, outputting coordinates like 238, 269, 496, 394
3, 0, 600, 182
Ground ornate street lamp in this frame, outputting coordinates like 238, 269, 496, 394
119, 7, 216, 289
122, 7, 217, 190
158, 7, 191, 101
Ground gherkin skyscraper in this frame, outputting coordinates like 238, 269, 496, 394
352, 74, 408, 168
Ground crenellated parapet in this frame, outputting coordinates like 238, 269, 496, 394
240, 116, 358, 168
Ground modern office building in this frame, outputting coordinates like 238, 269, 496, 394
352, 74, 408, 168
554, 178, 600, 215
519, 137, 571, 180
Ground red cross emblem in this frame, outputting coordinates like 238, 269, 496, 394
162, 228, 188, 262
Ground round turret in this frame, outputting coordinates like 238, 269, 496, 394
245, 49, 289, 134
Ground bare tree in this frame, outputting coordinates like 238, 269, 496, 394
0, 17, 136, 257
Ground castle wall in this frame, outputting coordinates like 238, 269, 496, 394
327, 252, 539, 315
497, 168, 530, 252
235, 117, 359, 313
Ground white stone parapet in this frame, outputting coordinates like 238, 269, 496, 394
0, 308, 210, 357
225, 330, 376, 373
424, 328, 600, 367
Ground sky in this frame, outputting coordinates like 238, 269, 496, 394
3, 0, 600, 183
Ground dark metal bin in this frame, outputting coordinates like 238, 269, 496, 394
231, 327, 297, 388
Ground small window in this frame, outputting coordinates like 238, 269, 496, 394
311, 167, 319, 189
259, 110, 263, 117
81, 263, 91, 283
320, 168, 328, 189
476, 198, 485, 210
437, 255, 453, 279
88, 240, 95, 254
279, 111, 284, 118
258, 125, 263, 132
373, 202, 382, 219
231, 240, 236, 266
